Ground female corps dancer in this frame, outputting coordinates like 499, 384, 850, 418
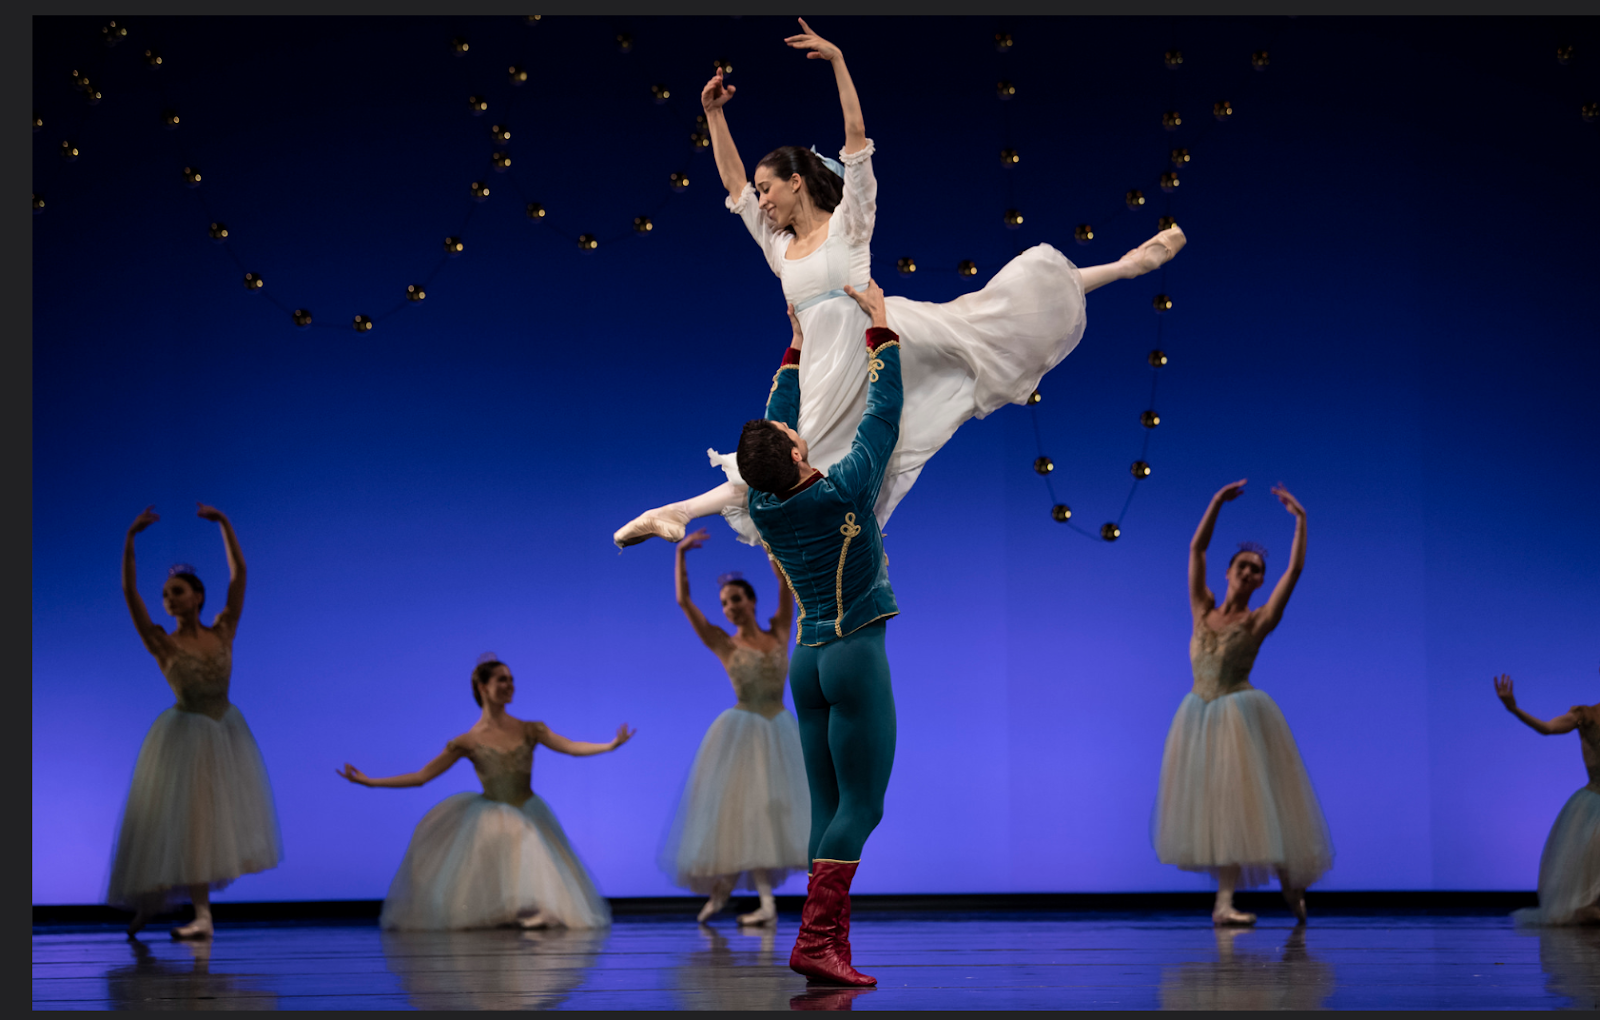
1154, 479, 1334, 926
110, 504, 282, 939
614, 18, 1186, 549
338, 658, 633, 930
1495, 672, 1600, 925
658, 527, 809, 926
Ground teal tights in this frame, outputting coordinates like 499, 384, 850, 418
788, 621, 897, 863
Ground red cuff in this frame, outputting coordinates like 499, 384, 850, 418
779, 347, 801, 367
866, 327, 898, 351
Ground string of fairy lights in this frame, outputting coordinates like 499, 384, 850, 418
987, 27, 1286, 543
31, 17, 724, 332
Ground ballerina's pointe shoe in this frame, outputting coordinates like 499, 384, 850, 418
518, 911, 554, 929
171, 918, 213, 940
697, 889, 731, 923
1211, 907, 1257, 928
612, 506, 689, 549
1122, 224, 1187, 276
737, 902, 777, 926
126, 912, 148, 939
1283, 889, 1308, 924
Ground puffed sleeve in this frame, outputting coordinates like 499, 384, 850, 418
832, 139, 877, 245
728, 182, 787, 277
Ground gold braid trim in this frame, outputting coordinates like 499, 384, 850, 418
866, 339, 900, 382
769, 363, 799, 399
761, 540, 805, 640
834, 512, 862, 637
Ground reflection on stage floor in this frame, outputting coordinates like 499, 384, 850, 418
32, 912, 1600, 1010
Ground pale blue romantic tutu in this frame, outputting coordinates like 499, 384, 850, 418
1153, 689, 1334, 890
658, 707, 810, 894
1514, 786, 1600, 926
381, 792, 611, 931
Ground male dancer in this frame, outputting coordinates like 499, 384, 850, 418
735, 280, 899, 987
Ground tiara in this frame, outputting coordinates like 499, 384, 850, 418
476, 651, 500, 665
1236, 541, 1269, 559
716, 571, 746, 587
168, 563, 199, 577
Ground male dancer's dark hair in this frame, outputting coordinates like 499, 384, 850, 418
736, 420, 800, 493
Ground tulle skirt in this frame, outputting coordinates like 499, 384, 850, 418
1513, 786, 1600, 927
381, 792, 610, 931
658, 708, 810, 894
1153, 689, 1334, 890
105, 706, 282, 912
714, 244, 1084, 545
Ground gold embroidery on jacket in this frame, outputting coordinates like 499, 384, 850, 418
834, 512, 862, 636
761, 540, 805, 640
866, 339, 900, 382
769, 363, 799, 399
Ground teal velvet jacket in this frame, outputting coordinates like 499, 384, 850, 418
748, 327, 903, 647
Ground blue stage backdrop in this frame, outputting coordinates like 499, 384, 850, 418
32, 16, 1599, 904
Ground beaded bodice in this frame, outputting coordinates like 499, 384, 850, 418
1189, 612, 1265, 703
726, 644, 788, 717
462, 734, 535, 806
160, 642, 231, 719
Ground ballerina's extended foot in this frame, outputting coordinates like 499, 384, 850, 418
171, 917, 213, 940
518, 911, 554, 929
697, 886, 732, 923
1283, 888, 1308, 925
126, 912, 148, 939
737, 901, 777, 926
1211, 907, 1257, 927
1121, 224, 1187, 276
613, 506, 690, 549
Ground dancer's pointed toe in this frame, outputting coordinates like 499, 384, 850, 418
171, 918, 214, 940
1122, 224, 1187, 276
1211, 907, 1257, 928
612, 508, 689, 549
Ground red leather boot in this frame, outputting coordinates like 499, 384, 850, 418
789, 859, 875, 986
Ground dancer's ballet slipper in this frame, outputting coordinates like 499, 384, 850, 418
612, 506, 689, 549
1283, 888, 1308, 925
518, 911, 554, 929
1211, 907, 1257, 927
171, 917, 213, 940
697, 879, 734, 923
1122, 224, 1187, 276
126, 912, 148, 939
737, 902, 777, 926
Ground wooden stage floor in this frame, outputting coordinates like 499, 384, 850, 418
32, 911, 1600, 1010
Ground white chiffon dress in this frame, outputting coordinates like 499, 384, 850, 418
708, 140, 1087, 544
105, 636, 283, 913
1514, 706, 1600, 926
1152, 607, 1335, 891
380, 730, 611, 931
658, 645, 810, 893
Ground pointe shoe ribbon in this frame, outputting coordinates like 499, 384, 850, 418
612, 506, 690, 549
789, 859, 875, 986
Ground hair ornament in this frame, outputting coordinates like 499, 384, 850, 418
1236, 541, 1269, 560
167, 563, 199, 578
809, 145, 845, 179
716, 571, 746, 587
476, 651, 500, 666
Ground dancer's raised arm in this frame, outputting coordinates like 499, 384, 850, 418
1255, 486, 1307, 635
1190, 481, 1245, 617
338, 745, 464, 788
785, 18, 865, 155
768, 553, 795, 641
122, 506, 169, 659
676, 528, 733, 654
196, 503, 246, 633
533, 721, 635, 757
1495, 675, 1581, 735
701, 72, 748, 198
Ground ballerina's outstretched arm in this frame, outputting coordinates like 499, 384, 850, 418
122, 506, 172, 660
1189, 480, 1245, 620
675, 527, 734, 655
785, 18, 866, 155
1494, 675, 1580, 735
768, 551, 796, 643
1254, 484, 1307, 636
196, 502, 246, 634
701, 71, 748, 198
532, 720, 636, 757
338, 744, 465, 788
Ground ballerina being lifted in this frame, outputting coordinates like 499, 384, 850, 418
614, 18, 1186, 549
